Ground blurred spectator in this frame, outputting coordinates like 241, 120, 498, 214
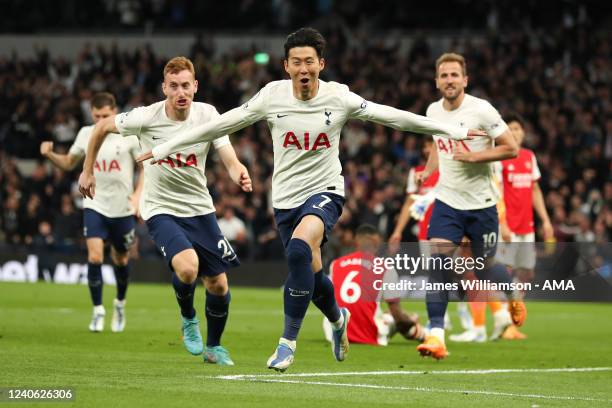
218, 207, 248, 258
52, 194, 81, 252
30, 220, 56, 281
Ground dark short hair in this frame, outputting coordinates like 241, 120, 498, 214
284, 27, 326, 59
356, 224, 380, 237
505, 112, 526, 127
91, 92, 117, 109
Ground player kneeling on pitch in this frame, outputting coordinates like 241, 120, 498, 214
323, 225, 425, 346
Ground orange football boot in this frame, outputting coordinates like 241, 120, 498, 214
416, 336, 448, 360
508, 300, 527, 326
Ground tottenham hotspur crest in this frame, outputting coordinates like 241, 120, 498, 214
324, 109, 332, 125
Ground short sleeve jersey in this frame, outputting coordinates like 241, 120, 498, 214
500, 148, 541, 234
427, 94, 508, 210
115, 101, 230, 220
69, 126, 140, 217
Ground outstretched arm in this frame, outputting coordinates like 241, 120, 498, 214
149, 107, 257, 162
140, 88, 268, 164
217, 144, 253, 193
348, 97, 485, 140
78, 115, 118, 198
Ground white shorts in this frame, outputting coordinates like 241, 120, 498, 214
496, 232, 536, 269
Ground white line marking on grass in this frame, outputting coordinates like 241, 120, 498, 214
244, 378, 612, 403
208, 367, 612, 403
213, 366, 612, 380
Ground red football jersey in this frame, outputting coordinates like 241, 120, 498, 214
330, 251, 386, 345
500, 148, 541, 234
406, 166, 440, 240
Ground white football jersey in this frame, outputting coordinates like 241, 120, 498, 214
69, 126, 140, 217
427, 94, 508, 210
115, 101, 230, 220
151, 79, 469, 209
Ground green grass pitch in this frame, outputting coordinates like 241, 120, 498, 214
1, 281, 611, 407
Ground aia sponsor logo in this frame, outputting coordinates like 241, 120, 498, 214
156, 153, 198, 168
283, 131, 330, 150
94, 160, 121, 172
436, 138, 470, 154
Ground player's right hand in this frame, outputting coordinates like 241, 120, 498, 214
40, 141, 53, 156
78, 172, 96, 199
136, 151, 155, 164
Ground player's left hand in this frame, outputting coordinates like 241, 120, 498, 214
452, 143, 476, 162
136, 151, 155, 164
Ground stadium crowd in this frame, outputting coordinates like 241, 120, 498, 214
0, 1, 605, 33
1, 20, 610, 262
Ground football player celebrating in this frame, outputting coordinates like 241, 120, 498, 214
134, 29, 484, 371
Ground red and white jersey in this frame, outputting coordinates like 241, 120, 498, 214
499, 148, 541, 234
151, 79, 469, 209
115, 101, 230, 220
406, 165, 440, 240
427, 94, 508, 210
330, 251, 396, 346
69, 126, 140, 217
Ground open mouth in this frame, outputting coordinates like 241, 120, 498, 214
177, 98, 188, 106
300, 78, 309, 85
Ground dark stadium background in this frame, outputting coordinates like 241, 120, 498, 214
0, 0, 610, 285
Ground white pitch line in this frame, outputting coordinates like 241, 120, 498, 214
212, 366, 612, 380
245, 378, 612, 403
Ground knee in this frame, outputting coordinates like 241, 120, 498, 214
111, 251, 129, 266
87, 251, 103, 265
286, 239, 312, 266
173, 253, 199, 284
205, 274, 228, 295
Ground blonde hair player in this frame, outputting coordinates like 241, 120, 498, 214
415, 53, 526, 360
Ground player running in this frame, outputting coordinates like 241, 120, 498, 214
77, 57, 252, 365
134, 28, 485, 372
415, 53, 526, 360
40, 92, 142, 333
